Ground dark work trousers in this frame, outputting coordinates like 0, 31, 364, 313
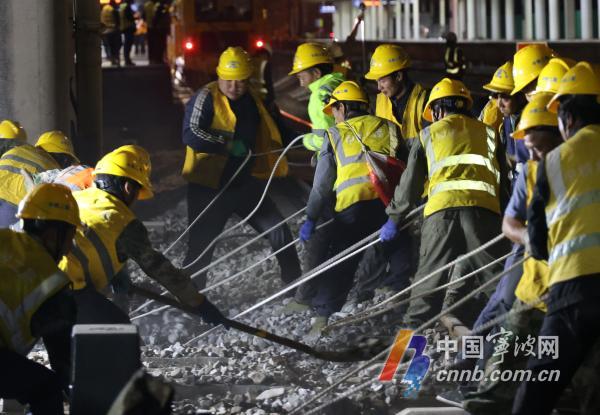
73, 286, 131, 324
313, 199, 390, 317
122, 26, 136, 64
403, 207, 510, 328
0, 199, 18, 228
184, 179, 301, 289
512, 295, 600, 414
0, 349, 64, 414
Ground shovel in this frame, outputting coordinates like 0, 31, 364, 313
130, 285, 387, 363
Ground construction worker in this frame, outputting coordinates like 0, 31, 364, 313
299, 81, 412, 334
462, 95, 563, 413
250, 41, 275, 107
0, 138, 59, 228
0, 183, 79, 415
181, 47, 301, 289
58, 146, 226, 327
479, 61, 513, 133
119, 0, 136, 66
143, 0, 157, 62
365, 44, 429, 143
0, 119, 27, 157
513, 61, 600, 414
289, 42, 345, 153
35, 130, 80, 169
505, 45, 554, 177
101, 0, 122, 66
151, 0, 170, 64
443, 32, 467, 80
381, 78, 511, 327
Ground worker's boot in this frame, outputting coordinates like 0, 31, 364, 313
283, 299, 310, 314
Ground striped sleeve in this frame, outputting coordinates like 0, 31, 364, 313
183, 87, 226, 153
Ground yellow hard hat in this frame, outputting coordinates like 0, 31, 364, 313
94, 146, 154, 200
547, 61, 600, 113
288, 43, 332, 75
511, 95, 557, 139
16, 183, 80, 227
532, 57, 576, 96
216, 47, 253, 81
0, 119, 27, 141
483, 61, 514, 93
118, 144, 151, 176
364, 44, 411, 80
35, 130, 80, 163
423, 78, 473, 122
511, 44, 554, 95
323, 81, 369, 115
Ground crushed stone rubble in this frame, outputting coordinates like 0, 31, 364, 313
27, 198, 453, 414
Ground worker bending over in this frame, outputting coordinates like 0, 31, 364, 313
300, 81, 412, 334
181, 47, 300, 289
382, 78, 511, 328
0, 184, 79, 415
60, 146, 226, 326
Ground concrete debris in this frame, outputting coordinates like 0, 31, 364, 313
255, 387, 285, 401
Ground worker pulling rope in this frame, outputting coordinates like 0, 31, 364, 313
290, 257, 529, 414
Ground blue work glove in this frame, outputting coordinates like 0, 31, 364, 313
299, 219, 316, 242
228, 140, 247, 157
196, 297, 229, 329
379, 218, 398, 242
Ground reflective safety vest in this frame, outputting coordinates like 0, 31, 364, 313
0, 144, 59, 205
0, 230, 69, 354
59, 187, 135, 290
514, 160, 550, 312
420, 114, 501, 217
328, 115, 397, 212
181, 82, 288, 189
544, 124, 600, 286
53, 165, 94, 192
304, 72, 345, 152
478, 98, 503, 133
375, 83, 428, 140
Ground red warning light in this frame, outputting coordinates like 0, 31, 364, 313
256, 39, 265, 48
184, 38, 195, 52
329, 32, 335, 39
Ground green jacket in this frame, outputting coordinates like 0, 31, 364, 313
303, 72, 345, 151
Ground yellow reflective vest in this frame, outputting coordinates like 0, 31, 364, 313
544, 124, 600, 286
420, 114, 501, 217
59, 187, 135, 290
0, 144, 59, 205
514, 160, 550, 312
181, 82, 288, 189
328, 115, 398, 212
478, 98, 503, 133
0, 230, 69, 354
375, 83, 428, 140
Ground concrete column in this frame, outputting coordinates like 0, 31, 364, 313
505, 0, 515, 40
413, 0, 420, 39
548, 0, 560, 40
524, 0, 533, 39
0, 0, 75, 144
477, 0, 488, 39
563, 0, 576, 39
491, 0, 501, 39
580, 0, 593, 39
439, 0, 446, 30
395, 0, 403, 39
404, 1, 411, 39
458, 0, 466, 39
377, 2, 385, 39
368, 6, 377, 40
466, 0, 476, 39
534, 0, 547, 39
450, 0, 458, 35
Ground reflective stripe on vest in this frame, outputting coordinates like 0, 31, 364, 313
2, 154, 46, 172
0, 165, 21, 175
